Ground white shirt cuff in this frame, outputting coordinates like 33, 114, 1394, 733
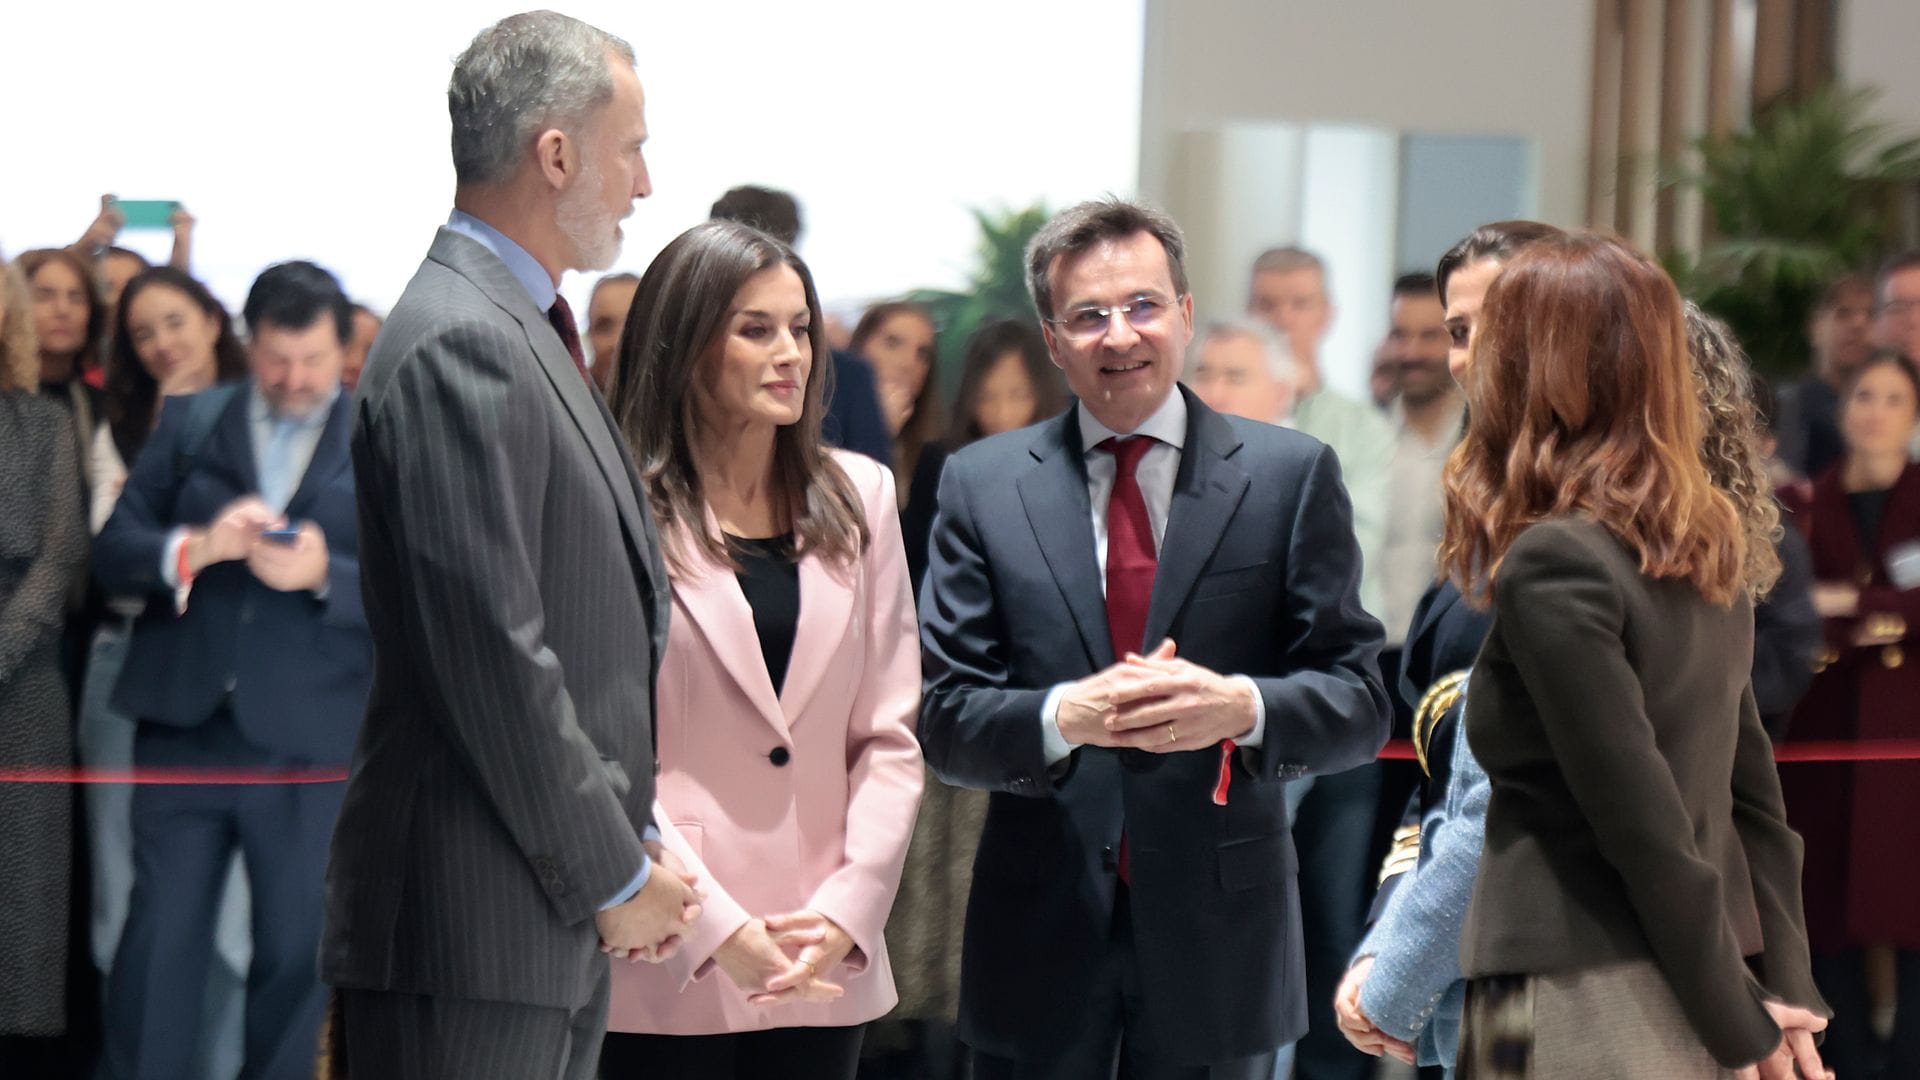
1233, 675, 1267, 747
1040, 682, 1075, 766
162, 527, 190, 589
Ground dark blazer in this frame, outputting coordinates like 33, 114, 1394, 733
320, 227, 670, 1012
822, 349, 893, 464
94, 383, 369, 764
1783, 462, 1920, 950
1752, 519, 1820, 736
918, 388, 1390, 1065
1368, 576, 1495, 921
1460, 516, 1824, 1069
901, 440, 949, 593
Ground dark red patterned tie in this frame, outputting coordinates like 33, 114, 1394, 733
546, 294, 592, 384
1102, 436, 1158, 884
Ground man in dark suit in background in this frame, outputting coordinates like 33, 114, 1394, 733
94, 260, 368, 1079
918, 198, 1390, 1080
320, 12, 699, 1079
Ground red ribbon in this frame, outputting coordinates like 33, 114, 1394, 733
0, 766, 347, 785
1212, 739, 1236, 805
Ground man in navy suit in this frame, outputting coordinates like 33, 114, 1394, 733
918, 199, 1389, 1080
95, 260, 369, 1080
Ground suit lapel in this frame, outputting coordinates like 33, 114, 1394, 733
282, 393, 352, 519
1142, 393, 1248, 649
779, 552, 854, 724
1017, 412, 1113, 670
205, 386, 258, 495
428, 228, 662, 615
672, 542, 787, 736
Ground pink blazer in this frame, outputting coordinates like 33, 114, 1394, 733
608, 450, 924, 1035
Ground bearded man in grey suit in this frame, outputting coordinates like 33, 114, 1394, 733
321, 12, 701, 1078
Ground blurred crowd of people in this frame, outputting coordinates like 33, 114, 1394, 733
3, 55, 1919, 1080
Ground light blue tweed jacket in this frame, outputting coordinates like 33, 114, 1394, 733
1352, 704, 1491, 1074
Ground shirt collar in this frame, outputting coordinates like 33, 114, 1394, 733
1077, 387, 1188, 454
249, 382, 339, 429
446, 209, 559, 313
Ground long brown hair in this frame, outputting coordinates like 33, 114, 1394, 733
607, 220, 868, 577
945, 318, 1065, 448
105, 268, 249, 463
850, 300, 940, 501
17, 247, 106, 377
1439, 231, 1746, 606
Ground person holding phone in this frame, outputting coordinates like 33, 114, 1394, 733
93, 260, 370, 1079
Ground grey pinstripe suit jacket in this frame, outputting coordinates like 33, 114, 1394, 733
321, 228, 669, 1011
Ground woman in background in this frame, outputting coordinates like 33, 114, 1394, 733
77, 265, 255, 1080
900, 318, 1064, 589
848, 301, 940, 504
603, 221, 923, 1080
1783, 352, 1920, 1080
0, 253, 88, 1067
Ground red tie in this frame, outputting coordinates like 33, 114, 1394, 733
546, 295, 593, 385
1103, 437, 1158, 884
1104, 437, 1158, 660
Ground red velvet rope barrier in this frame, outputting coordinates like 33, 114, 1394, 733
0, 739, 1910, 785
1376, 738, 1920, 763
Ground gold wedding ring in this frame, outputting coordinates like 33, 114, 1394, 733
1168, 722, 1178, 744
802, 959, 816, 975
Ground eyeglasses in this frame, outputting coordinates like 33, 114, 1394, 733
1045, 293, 1183, 341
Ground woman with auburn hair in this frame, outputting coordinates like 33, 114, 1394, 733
601, 221, 923, 1080
1440, 232, 1828, 1079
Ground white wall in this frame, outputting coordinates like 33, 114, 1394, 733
1838, 0, 1920, 130
0, 0, 1143, 321
1139, 0, 1595, 393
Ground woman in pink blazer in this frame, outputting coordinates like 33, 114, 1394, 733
600, 220, 924, 1079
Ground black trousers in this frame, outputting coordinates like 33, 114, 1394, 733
101, 712, 342, 1080
1811, 947, 1920, 1080
967, 889, 1278, 1080
601, 1024, 866, 1080
340, 975, 610, 1080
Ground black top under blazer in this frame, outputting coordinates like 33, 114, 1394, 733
1460, 516, 1825, 1068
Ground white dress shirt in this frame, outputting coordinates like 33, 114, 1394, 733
1040, 390, 1267, 764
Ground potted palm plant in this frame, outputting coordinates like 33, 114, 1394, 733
909, 203, 1049, 389
1664, 86, 1920, 378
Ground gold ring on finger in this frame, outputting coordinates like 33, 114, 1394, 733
1168, 722, 1178, 744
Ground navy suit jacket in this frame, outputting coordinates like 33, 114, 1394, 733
94, 383, 369, 764
822, 349, 893, 463
918, 387, 1389, 1064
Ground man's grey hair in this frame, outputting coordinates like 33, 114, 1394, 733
1025, 197, 1189, 321
1193, 317, 1297, 386
449, 11, 636, 187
